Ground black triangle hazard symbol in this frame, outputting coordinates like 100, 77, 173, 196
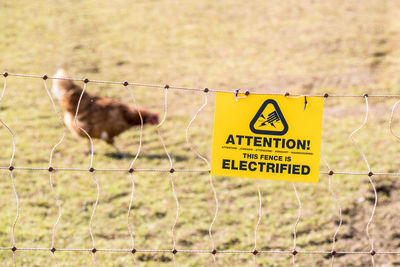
249, 99, 289, 135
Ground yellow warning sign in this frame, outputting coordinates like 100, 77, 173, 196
211, 92, 324, 183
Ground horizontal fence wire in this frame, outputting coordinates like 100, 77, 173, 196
1, 71, 400, 267
0, 247, 399, 254
1, 167, 400, 176
3, 71, 400, 97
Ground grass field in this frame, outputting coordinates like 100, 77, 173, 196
1, 0, 400, 266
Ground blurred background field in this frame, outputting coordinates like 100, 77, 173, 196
1, 0, 400, 266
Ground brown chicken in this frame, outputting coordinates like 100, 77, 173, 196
51, 69, 158, 154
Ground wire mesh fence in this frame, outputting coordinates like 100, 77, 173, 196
1, 71, 400, 266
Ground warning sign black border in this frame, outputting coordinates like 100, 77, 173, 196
249, 99, 289, 135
